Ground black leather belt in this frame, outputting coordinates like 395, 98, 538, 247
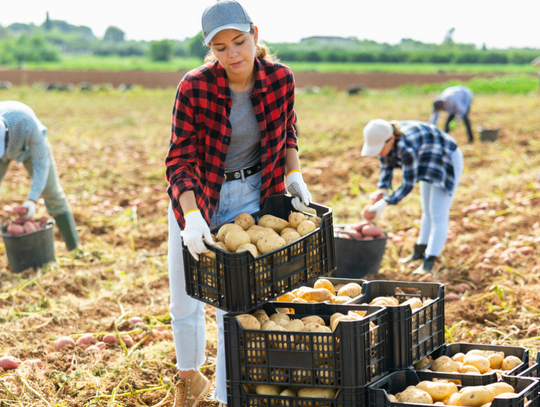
224, 163, 261, 182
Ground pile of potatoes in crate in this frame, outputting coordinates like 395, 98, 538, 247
414, 350, 524, 379
388, 380, 522, 406
4, 206, 49, 236
206, 211, 321, 258
243, 383, 337, 400
276, 278, 362, 304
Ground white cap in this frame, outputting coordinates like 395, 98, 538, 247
202, 0, 253, 45
361, 119, 393, 156
0, 120, 5, 158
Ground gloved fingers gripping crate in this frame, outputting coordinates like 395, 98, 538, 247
350, 280, 445, 370
271, 277, 366, 309
223, 301, 388, 390
414, 343, 529, 378
183, 194, 336, 313
368, 369, 539, 407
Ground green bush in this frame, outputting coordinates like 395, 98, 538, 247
149, 40, 174, 61
0, 34, 60, 64
480, 52, 508, 64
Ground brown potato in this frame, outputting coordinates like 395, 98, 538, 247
216, 223, 242, 242
297, 220, 317, 236
258, 214, 289, 233
289, 212, 307, 229
236, 314, 261, 330
234, 213, 255, 230
257, 233, 286, 254
236, 243, 259, 258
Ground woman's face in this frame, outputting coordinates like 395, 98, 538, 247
209, 27, 258, 79
378, 135, 395, 157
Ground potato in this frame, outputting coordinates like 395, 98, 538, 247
7, 223, 24, 235
267, 324, 286, 331
416, 380, 458, 402
362, 225, 382, 237
457, 386, 494, 407
303, 322, 323, 331
280, 389, 296, 397
452, 352, 466, 363
284, 319, 305, 331
120, 335, 135, 347
258, 214, 289, 233
431, 356, 453, 371
257, 233, 286, 254
270, 313, 290, 324
398, 387, 434, 404
501, 355, 522, 371
297, 220, 317, 236
0, 355, 20, 370
297, 387, 335, 398
494, 393, 518, 399
330, 295, 351, 304
463, 354, 490, 374
225, 229, 251, 252
236, 314, 261, 330
102, 333, 117, 343
301, 316, 325, 326
337, 283, 362, 298
485, 383, 515, 397
261, 320, 277, 330
300, 288, 333, 302
281, 231, 302, 244
403, 297, 424, 311
313, 278, 335, 293
388, 394, 398, 402
247, 228, 268, 245
487, 353, 504, 369
75, 333, 96, 345
24, 221, 38, 233
459, 365, 481, 374
234, 213, 255, 230
437, 360, 461, 373
214, 241, 229, 251
414, 356, 432, 370
466, 350, 486, 357
53, 336, 75, 350
292, 298, 308, 303
277, 292, 296, 302
255, 384, 281, 395
314, 325, 332, 332
236, 243, 259, 258
289, 212, 307, 229
330, 313, 345, 329
217, 223, 242, 242
446, 392, 462, 406
280, 227, 297, 236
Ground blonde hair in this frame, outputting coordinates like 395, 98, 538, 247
204, 24, 279, 63
390, 120, 403, 140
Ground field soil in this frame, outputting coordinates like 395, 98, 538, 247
0, 68, 498, 90
0, 86, 539, 406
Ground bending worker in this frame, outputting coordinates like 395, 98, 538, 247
0, 100, 79, 251
429, 85, 474, 142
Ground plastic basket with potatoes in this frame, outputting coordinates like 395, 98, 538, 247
223, 301, 388, 389
414, 343, 530, 380
353, 280, 445, 370
182, 194, 336, 312
368, 369, 539, 407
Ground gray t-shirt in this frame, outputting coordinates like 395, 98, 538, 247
225, 88, 261, 172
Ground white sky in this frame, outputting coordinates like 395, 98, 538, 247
2, 0, 540, 49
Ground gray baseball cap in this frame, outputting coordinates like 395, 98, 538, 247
202, 0, 253, 45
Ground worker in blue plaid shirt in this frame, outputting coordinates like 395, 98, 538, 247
361, 119, 464, 275
0, 101, 79, 251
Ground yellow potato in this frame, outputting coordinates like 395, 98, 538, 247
403, 297, 424, 311
301, 316, 325, 326
466, 350, 486, 357
236, 314, 261, 330
486, 383, 515, 397
303, 322, 323, 331
463, 354, 490, 374
416, 380, 458, 402
330, 295, 351, 304
337, 283, 362, 298
276, 292, 296, 302
494, 393, 518, 399
258, 214, 289, 233
457, 386, 494, 407
281, 231, 302, 244
256, 233, 286, 254
246, 228, 268, 245
280, 227, 297, 236
214, 241, 229, 251
270, 313, 290, 323
297, 220, 317, 236
330, 313, 345, 330
261, 320, 277, 330
280, 389, 296, 397
217, 223, 242, 242
432, 356, 453, 371
501, 355, 522, 371
225, 229, 251, 252
487, 353, 504, 370
292, 298, 308, 303
289, 212, 307, 229
236, 243, 260, 258
398, 387, 434, 404
314, 278, 335, 293
452, 353, 466, 363
414, 356, 432, 370
437, 360, 461, 373
234, 213, 255, 230
297, 387, 335, 398
445, 392, 462, 406
255, 384, 281, 395
284, 319, 305, 331
300, 288, 333, 302
458, 365, 481, 374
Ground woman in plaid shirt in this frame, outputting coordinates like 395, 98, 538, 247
164, 1, 312, 406
361, 119, 464, 276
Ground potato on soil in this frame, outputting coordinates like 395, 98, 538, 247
102, 333, 117, 343
236, 314, 261, 330
297, 220, 317, 236
76, 333, 96, 345
234, 213, 255, 230
217, 223, 242, 242
257, 233, 286, 254
337, 282, 362, 298
289, 212, 307, 229
258, 214, 289, 233
237, 242, 259, 258
0, 356, 20, 370
54, 336, 75, 350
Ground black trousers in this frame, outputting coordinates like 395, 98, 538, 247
445, 112, 473, 142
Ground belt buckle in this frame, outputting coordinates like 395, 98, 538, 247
234, 171, 241, 179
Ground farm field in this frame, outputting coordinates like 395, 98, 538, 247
0, 83, 540, 406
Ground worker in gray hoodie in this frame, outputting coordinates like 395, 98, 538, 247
429, 85, 474, 142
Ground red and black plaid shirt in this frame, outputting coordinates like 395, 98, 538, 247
166, 58, 298, 229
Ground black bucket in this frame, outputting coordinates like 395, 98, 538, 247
1, 218, 56, 273
333, 224, 387, 278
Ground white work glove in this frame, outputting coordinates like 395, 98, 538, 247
369, 189, 389, 204
285, 170, 312, 211
365, 199, 388, 221
181, 209, 215, 261
20, 200, 36, 220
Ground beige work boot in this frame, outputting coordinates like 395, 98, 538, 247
172, 370, 211, 407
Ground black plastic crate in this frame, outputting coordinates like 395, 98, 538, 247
270, 277, 366, 309
422, 343, 529, 376
352, 280, 445, 370
224, 302, 388, 389
183, 194, 336, 312
369, 370, 539, 407
518, 353, 540, 379
227, 381, 367, 407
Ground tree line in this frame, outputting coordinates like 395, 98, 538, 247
0, 19, 538, 66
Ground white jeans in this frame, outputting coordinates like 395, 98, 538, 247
417, 148, 464, 257
168, 172, 262, 404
